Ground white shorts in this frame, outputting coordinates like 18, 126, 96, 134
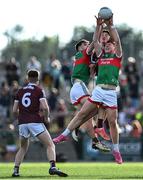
19, 123, 46, 138
89, 86, 117, 108
70, 82, 90, 105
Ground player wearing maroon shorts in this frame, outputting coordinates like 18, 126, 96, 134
12, 69, 68, 177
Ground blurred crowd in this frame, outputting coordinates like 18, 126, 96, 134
0, 55, 73, 161
118, 56, 142, 138
0, 54, 143, 161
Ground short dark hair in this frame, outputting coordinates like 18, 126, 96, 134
102, 29, 110, 35
75, 39, 89, 51
27, 69, 40, 82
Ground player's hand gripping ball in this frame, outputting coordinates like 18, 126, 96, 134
98, 7, 113, 20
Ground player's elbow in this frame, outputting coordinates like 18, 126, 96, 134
13, 108, 17, 114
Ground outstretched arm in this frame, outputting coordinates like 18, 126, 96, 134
93, 16, 103, 42
92, 16, 103, 57
86, 16, 103, 55
106, 17, 122, 57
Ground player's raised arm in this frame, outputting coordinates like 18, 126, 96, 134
106, 16, 122, 58
86, 16, 103, 55
93, 17, 103, 57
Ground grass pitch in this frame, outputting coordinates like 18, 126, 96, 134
1, 162, 143, 179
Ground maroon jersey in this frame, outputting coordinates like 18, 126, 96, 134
15, 83, 45, 125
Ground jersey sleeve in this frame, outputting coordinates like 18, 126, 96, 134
39, 89, 46, 99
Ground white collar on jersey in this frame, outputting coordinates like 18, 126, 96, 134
28, 83, 37, 86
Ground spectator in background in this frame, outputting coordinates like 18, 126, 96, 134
48, 88, 59, 112
42, 54, 56, 88
61, 60, 72, 90
130, 120, 142, 138
0, 81, 11, 127
45, 55, 62, 90
5, 57, 21, 86
54, 98, 68, 132
51, 59, 62, 90
27, 56, 41, 71
124, 57, 140, 109
45, 54, 56, 75
118, 70, 128, 108
10, 81, 20, 101
47, 89, 68, 131
134, 94, 143, 128
10, 81, 20, 122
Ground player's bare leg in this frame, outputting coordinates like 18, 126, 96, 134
12, 138, 29, 177
68, 101, 98, 131
106, 108, 123, 164
53, 100, 98, 143
77, 119, 110, 152
37, 130, 56, 161
94, 108, 110, 140
71, 101, 96, 142
37, 130, 68, 177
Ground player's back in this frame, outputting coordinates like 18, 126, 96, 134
16, 83, 44, 124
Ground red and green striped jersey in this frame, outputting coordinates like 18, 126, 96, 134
96, 53, 122, 86
71, 49, 91, 84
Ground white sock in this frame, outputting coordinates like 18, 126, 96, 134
62, 129, 71, 136
113, 144, 119, 152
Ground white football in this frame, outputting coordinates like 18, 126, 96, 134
98, 7, 113, 20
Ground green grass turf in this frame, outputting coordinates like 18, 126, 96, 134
1, 162, 143, 179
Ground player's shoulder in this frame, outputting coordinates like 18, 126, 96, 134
75, 49, 87, 57
16, 87, 23, 93
75, 51, 82, 59
36, 85, 43, 91
34, 85, 45, 96
36, 85, 46, 98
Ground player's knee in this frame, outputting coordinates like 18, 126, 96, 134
109, 119, 117, 128
20, 142, 28, 149
20, 145, 28, 153
51, 142, 55, 150
47, 140, 55, 150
